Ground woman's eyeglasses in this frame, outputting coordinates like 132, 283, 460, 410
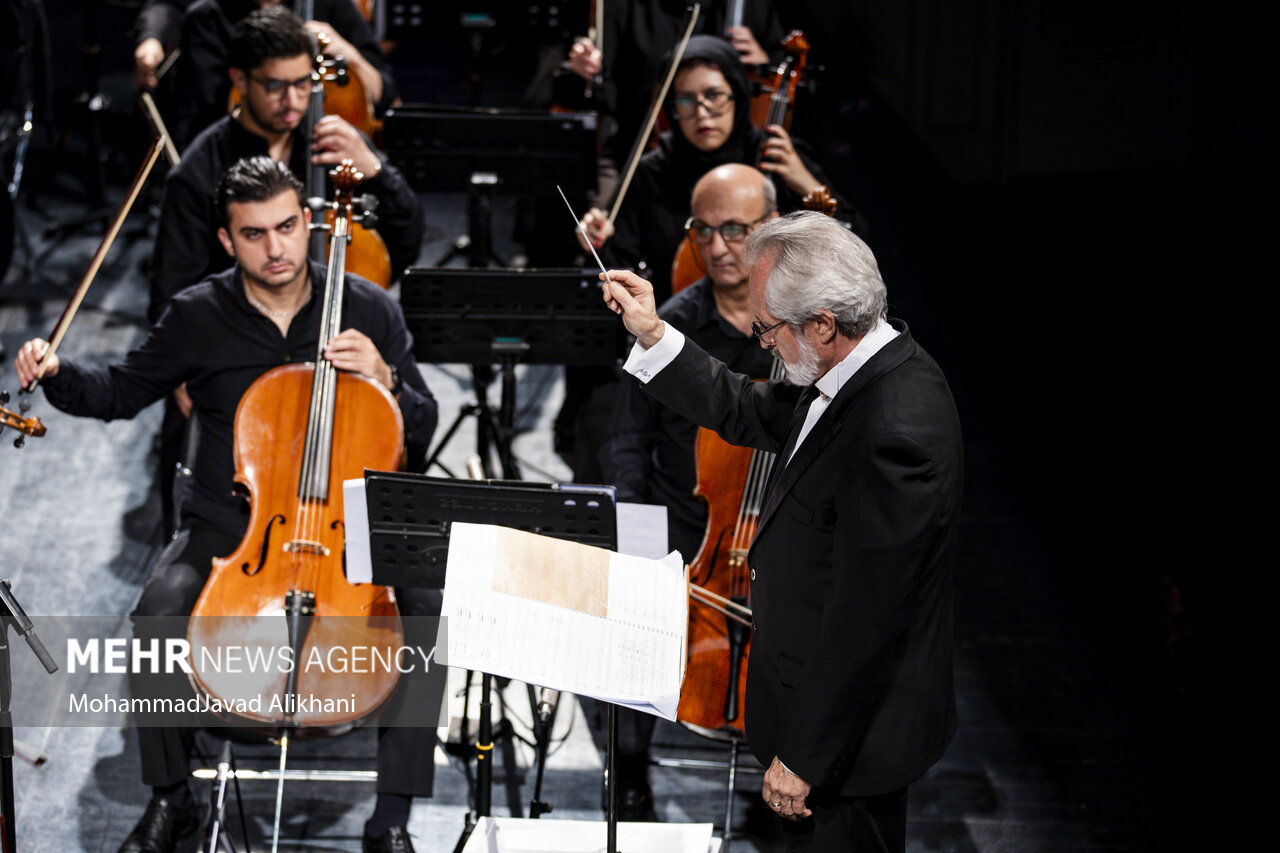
671, 89, 734, 120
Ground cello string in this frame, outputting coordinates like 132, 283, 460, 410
311, 225, 348, 594
731, 358, 788, 598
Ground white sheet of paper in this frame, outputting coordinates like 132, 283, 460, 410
460, 816, 718, 853
617, 501, 671, 561
343, 478, 372, 584
440, 522, 687, 719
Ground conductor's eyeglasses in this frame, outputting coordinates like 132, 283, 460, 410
250, 73, 313, 98
671, 89, 734, 119
751, 318, 787, 344
684, 214, 769, 244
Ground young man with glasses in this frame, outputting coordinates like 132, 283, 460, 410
168, 0, 393, 149
599, 163, 778, 819
151, 4, 421, 320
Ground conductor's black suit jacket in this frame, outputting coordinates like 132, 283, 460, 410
642, 320, 963, 796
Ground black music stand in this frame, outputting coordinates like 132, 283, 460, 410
359, 473, 619, 850
382, 105, 597, 267
399, 267, 624, 479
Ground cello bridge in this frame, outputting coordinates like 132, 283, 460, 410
284, 539, 331, 556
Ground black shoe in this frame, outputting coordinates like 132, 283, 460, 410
363, 825, 416, 853
117, 796, 199, 853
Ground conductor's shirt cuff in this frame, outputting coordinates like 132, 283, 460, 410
622, 323, 685, 384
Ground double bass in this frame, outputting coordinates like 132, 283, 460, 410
186, 162, 404, 732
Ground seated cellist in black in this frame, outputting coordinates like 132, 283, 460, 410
14, 157, 439, 853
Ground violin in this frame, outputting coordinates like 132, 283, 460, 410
186, 162, 404, 734
0, 393, 46, 448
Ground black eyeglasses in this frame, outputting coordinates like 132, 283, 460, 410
671, 89, 734, 120
751, 318, 786, 345
250, 73, 313, 99
684, 213, 769, 245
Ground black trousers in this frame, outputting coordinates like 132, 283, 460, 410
777, 787, 908, 853
129, 521, 442, 796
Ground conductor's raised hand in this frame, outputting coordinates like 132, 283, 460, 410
599, 269, 664, 349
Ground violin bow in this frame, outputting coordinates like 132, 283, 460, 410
607, 2, 701, 226
25, 137, 166, 392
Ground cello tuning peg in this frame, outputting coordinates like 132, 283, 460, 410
18, 398, 31, 414
0, 389, 9, 403
14, 434, 25, 449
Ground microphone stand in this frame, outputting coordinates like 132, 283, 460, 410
0, 578, 58, 853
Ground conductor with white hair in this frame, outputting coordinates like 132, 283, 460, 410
602, 211, 964, 852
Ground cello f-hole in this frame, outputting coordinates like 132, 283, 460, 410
243, 513, 287, 576
693, 528, 728, 585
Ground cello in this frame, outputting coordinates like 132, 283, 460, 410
186, 161, 404, 734
296, 9, 394, 289
676, 357, 784, 736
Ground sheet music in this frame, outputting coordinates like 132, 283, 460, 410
439, 523, 687, 719
616, 501, 670, 560
342, 478, 373, 583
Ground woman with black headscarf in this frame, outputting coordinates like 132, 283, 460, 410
579, 34, 853, 303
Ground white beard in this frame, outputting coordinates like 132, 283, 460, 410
779, 331, 821, 386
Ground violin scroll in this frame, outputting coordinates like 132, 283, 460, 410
0, 390, 46, 446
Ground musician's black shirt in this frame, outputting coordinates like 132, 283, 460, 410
43, 261, 437, 534
150, 114, 423, 321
